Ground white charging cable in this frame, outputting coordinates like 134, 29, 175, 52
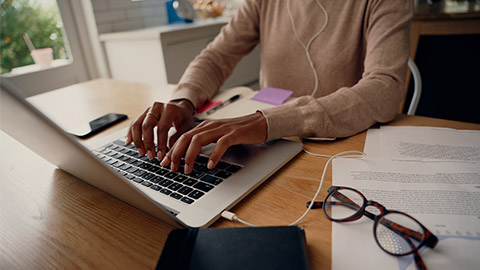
221, 150, 366, 227
287, 0, 328, 97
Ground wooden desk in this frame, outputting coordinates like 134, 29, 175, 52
1, 79, 480, 269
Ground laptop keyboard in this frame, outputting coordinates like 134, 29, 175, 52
93, 140, 243, 205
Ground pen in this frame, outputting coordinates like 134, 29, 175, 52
206, 94, 241, 115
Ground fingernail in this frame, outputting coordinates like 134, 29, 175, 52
184, 164, 190, 174
161, 156, 170, 167
207, 160, 214, 169
138, 148, 145, 156
171, 162, 176, 171
147, 150, 154, 160
157, 151, 163, 160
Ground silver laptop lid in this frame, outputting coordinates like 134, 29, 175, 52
0, 79, 184, 228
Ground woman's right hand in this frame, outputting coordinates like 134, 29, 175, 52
125, 99, 195, 161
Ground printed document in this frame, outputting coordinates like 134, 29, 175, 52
332, 126, 480, 270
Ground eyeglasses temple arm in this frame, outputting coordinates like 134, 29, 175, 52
307, 195, 437, 248
317, 196, 431, 244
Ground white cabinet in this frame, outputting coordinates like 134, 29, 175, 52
99, 18, 260, 90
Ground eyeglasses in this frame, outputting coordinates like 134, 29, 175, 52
308, 186, 438, 270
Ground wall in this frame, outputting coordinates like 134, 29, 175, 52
91, 0, 168, 34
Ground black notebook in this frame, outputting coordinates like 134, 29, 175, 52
156, 226, 310, 270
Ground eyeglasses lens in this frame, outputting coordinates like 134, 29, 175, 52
376, 212, 425, 255
324, 189, 364, 220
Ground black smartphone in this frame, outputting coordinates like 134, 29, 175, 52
70, 113, 127, 139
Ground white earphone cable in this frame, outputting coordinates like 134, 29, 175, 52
221, 150, 366, 227
286, 0, 328, 97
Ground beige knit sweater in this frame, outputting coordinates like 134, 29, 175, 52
171, 0, 414, 141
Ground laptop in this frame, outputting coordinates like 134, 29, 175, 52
0, 79, 303, 228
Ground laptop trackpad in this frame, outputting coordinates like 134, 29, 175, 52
195, 144, 267, 211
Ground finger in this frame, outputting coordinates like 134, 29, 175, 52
130, 108, 149, 156
207, 133, 237, 169
125, 127, 133, 145
168, 119, 194, 149
163, 132, 192, 172
142, 104, 163, 160
183, 128, 225, 173
156, 110, 176, 161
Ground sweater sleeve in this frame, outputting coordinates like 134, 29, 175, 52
260, 0, 414, 141
170, 0, 260, 109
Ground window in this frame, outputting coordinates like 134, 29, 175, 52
0, 0, 98, 97
1, 0, 70, 74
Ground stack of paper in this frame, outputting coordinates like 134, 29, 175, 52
331, 126, 480, 270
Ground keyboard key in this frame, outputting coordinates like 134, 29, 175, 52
111, 153, 123, 159
107, 159, 117, 165
133, 169, 146, 177
157, 169, 169, 176
113, 162, 124, 168
132, 160, 144, 167
133, 178, 143, 184
141, 181, 152, 187
159, 179, 173, 187
200, 175, 222, 185
226, 164, 242, 173
140, 163, 152, 170
119, 164, 131, 171
127, 167, 138, 174
181, 197, 194, 204
147, 166, 161, 173
141, 173, 155, 180
215, 170, 232, 179
188, 190, 204, 199
195, 155, 209, 164
106, 144, 115, 149
126, 144, 136, 150
150, 185, 161, 191
148, 159, 161, 166
100, 149, 112, 155
170, 193, 182, 200
183, 178, 198, 186
125, 174, 135, 180
150, 176, 163, 183
174, 175, 188, 183
123, 158, 135, 164
178, 186, 193, 195
126, 150, 137, 157
195, 165, 218, 175
190, 170, 204, 179
117, 148, 129, 154
160, 188, 172, 195
215, 161, 230, 170
165, 172, 178, 179
168, 183, 183, 191
193, 182, 214, 192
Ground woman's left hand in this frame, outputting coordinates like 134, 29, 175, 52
160, 112, 267, 174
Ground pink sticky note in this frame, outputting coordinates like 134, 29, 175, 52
251, 87, 293, 106
196, 100, 222, 113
